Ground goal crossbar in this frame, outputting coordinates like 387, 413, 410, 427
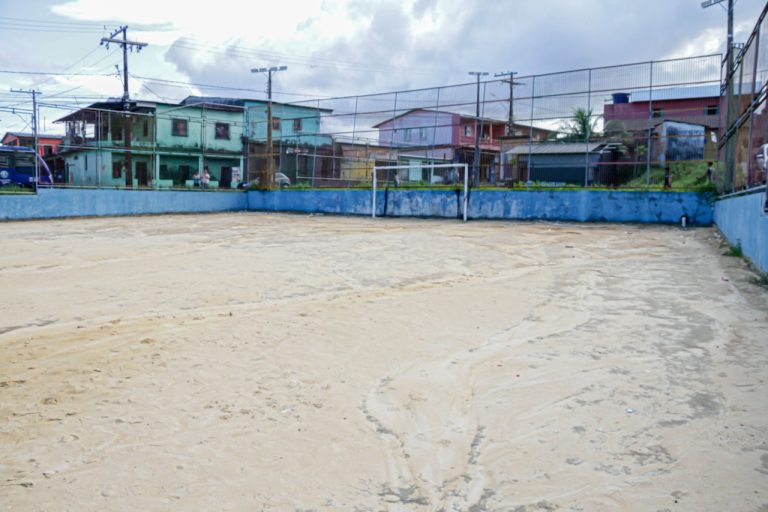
372, 163, 469, 222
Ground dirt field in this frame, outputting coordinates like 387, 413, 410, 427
1, 213, 766, 511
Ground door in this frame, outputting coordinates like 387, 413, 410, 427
220, 166, 232, 188
136, 161, 149, 187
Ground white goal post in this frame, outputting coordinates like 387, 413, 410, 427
372, 163, 469, 222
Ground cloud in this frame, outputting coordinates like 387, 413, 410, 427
1, 0, 765, 135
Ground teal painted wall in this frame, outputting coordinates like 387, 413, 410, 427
156, 104, 243, 153
245, 101, 331, 147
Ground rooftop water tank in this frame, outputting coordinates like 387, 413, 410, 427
612, 92, 630, 104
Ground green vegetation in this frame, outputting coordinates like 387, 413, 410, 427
724, 242, 744, 258
558, 107, 600, 142
0, 186, 35, 195
624, 162, 716, 192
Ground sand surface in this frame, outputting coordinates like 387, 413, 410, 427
1, 213, 767, 511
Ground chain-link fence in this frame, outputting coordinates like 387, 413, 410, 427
28, 53, 726, 192
719, 1, 768, 198
278, 54, 724, 191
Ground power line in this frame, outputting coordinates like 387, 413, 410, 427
0, 69, 113, 77
171, 38, 448, 76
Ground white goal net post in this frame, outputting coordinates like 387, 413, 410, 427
371, 163, 469, 222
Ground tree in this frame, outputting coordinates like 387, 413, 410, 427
560, 107, 600, 142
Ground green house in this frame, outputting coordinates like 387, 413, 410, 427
56, 99, 245, 189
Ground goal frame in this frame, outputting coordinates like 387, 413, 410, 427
372, 163, 469, 222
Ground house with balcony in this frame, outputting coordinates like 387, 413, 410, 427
372, 108, 548, 182
182, 96, 334, 184
55, 99, 244, 188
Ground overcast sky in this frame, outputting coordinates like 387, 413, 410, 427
0, 0, 765, 134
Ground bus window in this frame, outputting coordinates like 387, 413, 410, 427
15, 154, 35, 173
0, 155, 10, 167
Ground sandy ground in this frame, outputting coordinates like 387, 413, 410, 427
0, 213, 766, 512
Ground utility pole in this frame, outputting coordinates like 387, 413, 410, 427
701, 0, 735, 192
495, 71, 523, 136
251, 66, 287, 190
101, 26, 147, 187
10, 88, 41, 183
469, 71, 488, 187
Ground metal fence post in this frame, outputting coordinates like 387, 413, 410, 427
646, 61, 654, 189
526, 76, 536, 189
585, 69, 592, 188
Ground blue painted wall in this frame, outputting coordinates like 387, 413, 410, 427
1, 187, 714, 228
467, 190, 712, 224
248, 189, 713, 225
0, 187, 246, 221
714, 188, 768, 273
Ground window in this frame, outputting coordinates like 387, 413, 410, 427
404, 128, 412, 141
111, 118, 123, 141
112, 160, 123, 179
142, 120, 149, 137
652, 108, 664, 118
293, 118, 302, 132
172, 118, 188, 137
272, 117, 281, 131
419, 127, 427, 141
464, 125, 472, 137
705, 105, 719, 116
215, 122, 230, 140
43, 145, 53, 156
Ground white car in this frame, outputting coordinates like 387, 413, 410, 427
238, 172, 291, 189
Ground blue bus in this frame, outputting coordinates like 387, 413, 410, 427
0, 145, 53, 188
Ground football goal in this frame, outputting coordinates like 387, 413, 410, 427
372, 163, 469, 222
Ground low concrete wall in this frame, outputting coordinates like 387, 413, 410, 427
714, 188, 768, 273
1, 188, 714, 228
0, 187, 247, 221
249, 189, 713, 225
248, 189, 375, 216
467, 190, 712, 224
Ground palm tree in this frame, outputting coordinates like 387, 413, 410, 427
560, 107, 600, 142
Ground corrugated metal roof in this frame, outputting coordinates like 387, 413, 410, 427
3, 131, 64, 139
506, 143, 604, 155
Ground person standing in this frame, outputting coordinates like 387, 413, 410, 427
202, 167, 210, 189
663, 166, 672, 190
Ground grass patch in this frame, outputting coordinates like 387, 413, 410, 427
724, 243, 744, 258
0, 186, 35, 195
624, 162, 716, 192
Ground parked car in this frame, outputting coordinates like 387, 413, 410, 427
238, 172, 291, 189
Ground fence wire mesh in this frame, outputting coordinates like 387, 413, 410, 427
25, 53, 729, 192
719, 2, 768, 197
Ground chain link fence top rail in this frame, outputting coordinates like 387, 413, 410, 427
28, 54, 731, 192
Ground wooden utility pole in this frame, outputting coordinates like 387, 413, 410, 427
701, 0, 736, 192
251, 66, 287, 190
101, 26, 147, 187
468, 71, 488, 187
10, 89, 41, 182
495, 71, 523, 136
